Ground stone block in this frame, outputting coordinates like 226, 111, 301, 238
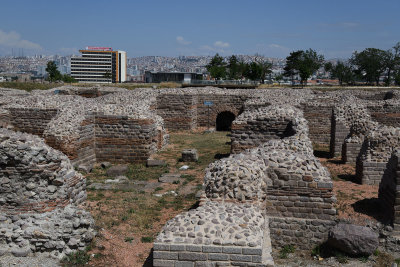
222, 246, 242, 254
147, 159, 166, 167
170, 244, 186, 251
153, 251, 179, 260
182, 149, 198, 162
208, 253, 229, 261
153, 259, 175, 267
179, 252, 207, 261
203, 245, 222, 253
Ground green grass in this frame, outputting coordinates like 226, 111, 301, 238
61, 249, 91, 267
124, 237, 134, 243
279, 245, 295, 259
141, 236, 154, 243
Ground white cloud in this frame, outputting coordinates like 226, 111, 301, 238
214, 41, 230, 48
0, 29, 42, 50
176, 36, 191, 45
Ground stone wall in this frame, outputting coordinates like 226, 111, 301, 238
367, 104, 400, 128
301, 103, 333, 145
356, 126, 400, 185
329, 110, 349, 158
156, 93, 248, 131
379, 150, 400, 232
95, 114, 159, 163
153, 243, 269, 267
196, 94, 247, 128
269, 217, 336, 250
0, 129, 95, 257
231, 106, 304, 154
156, 94, 197, 130
8, 108, 58, 137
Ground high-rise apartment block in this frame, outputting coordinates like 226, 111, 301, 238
71, 47, 126, 83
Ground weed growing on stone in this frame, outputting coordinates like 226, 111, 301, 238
279, 244, 295, 259
61, 249, 91, 266
141, 236, 154, 243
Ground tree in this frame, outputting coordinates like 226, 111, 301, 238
284, 49, 324, 86
283, 50, 303, 85
259, 61, 272, 84
243, 62, 263, 81
227, 55, 240, 80
45, 61, 62, 82
206, 53, 226, 79
385, 42, 400, 86
325, 61, 354, 86
297, 49, 324, 86
350, 48, 389, 85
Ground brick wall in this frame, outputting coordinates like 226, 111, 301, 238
342, 142, 362, 164
231, 119, 295, 153
156, 94, 197, 130
8, 108, 58, 137
95, 115, 159, 163
367, 104, 400, 127
301, 104, 333, 145
329, 110, 350, 158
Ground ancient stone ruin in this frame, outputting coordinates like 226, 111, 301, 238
0, 128, 95, 258
0, 85, 399, 264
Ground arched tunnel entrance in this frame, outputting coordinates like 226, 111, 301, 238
216, 111, 236, 131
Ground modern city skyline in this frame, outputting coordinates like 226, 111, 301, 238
0, 0, 399, 59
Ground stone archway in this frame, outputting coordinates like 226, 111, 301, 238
216, 111, 236, 131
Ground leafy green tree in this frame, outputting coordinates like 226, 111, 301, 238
284, 49, 324, 86
206, 53, 226, 79
385, 42, 400, 86
227, 55, 241, 80
243, 62, 262, 81
45, 61, 62, 82
283, 50, 303, 85
297, 49, 324, 86
350, 48, 389, 85
325, 61, 354, 86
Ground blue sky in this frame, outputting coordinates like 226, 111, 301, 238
0, 0, 399, 59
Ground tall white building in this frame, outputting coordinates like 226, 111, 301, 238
71, 47, 126, 83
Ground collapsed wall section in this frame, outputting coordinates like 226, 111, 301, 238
356, 126, 400, 185
231, 105, 307, 153
0, 129, 94, 257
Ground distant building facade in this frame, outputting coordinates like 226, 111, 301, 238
71, 47, 126, 83
144, 71, 202, 83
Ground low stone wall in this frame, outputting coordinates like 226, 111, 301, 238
368, 104, 400, 128
153, 243, 268, 267
269, 217, 336, 250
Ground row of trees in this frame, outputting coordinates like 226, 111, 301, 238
46, 61, 76, 83
206, 42, 400, 86
206, 54, 272, 83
